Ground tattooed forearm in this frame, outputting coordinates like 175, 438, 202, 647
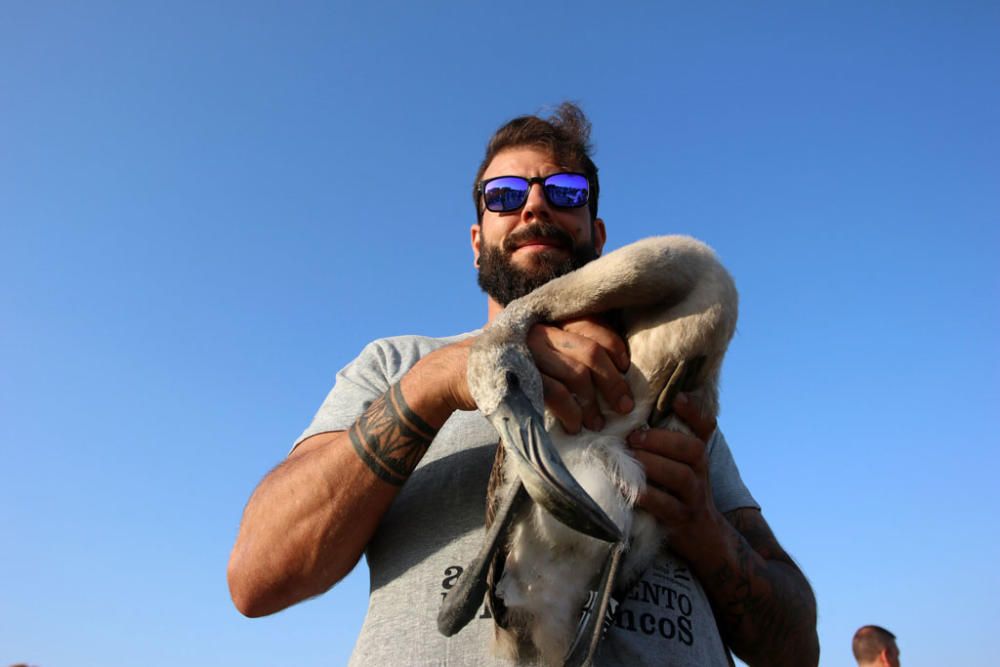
707, 509, 819, 667
349, 383, 439, 486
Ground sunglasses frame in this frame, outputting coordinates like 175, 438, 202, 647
478, 172, 591, 213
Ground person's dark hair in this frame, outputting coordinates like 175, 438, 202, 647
472, 102, 600, 222
852, 625, 896, 663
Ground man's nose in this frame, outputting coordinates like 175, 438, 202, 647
521, 182, 551, 220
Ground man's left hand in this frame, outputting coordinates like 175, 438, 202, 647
627, 393, 726, 561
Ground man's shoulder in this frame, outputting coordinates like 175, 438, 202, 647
367, 329, 480, 351
349, 329, 481, 376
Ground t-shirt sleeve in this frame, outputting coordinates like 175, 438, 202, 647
289, 333, 476, 454
291, 340, 404, 451
707, 429, 760, 513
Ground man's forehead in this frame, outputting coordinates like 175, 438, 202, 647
482, 146, 576, 179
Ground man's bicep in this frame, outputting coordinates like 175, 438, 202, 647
289, 430, 347, 459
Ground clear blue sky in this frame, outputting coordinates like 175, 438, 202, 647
2, 3, 997, 666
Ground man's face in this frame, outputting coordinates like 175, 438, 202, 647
470, 146, 606, 307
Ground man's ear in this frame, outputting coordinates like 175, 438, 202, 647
879, 648, 891, 666
470, 223, 481, 267
593, 217, 607, 257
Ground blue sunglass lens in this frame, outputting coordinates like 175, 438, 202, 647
483, 177, 530, 212
544, 173, 589, 208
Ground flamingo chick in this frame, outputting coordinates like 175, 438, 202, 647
438, 235, 738, 666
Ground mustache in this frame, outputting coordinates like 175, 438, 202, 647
502, 222, 575, 253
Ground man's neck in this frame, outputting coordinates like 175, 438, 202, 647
486, 296, 504, 324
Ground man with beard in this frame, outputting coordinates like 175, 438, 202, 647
228, 103, 819, 666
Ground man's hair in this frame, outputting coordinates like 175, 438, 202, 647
852, 625, 896, 663
472, 101, 600, 223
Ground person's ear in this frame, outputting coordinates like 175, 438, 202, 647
593, 217, 607, 256
470, 223, 481, 267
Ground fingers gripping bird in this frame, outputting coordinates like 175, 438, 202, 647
437, 235, 738, 666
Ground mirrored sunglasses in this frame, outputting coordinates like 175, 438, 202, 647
479, 172, 590, 213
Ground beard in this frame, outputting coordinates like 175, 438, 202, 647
476, 221, 599, 307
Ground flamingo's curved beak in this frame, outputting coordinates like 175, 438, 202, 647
488, 372, 622, 544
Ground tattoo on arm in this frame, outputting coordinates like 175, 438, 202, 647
710, 509, 819, 667
349, 383, 438, 486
